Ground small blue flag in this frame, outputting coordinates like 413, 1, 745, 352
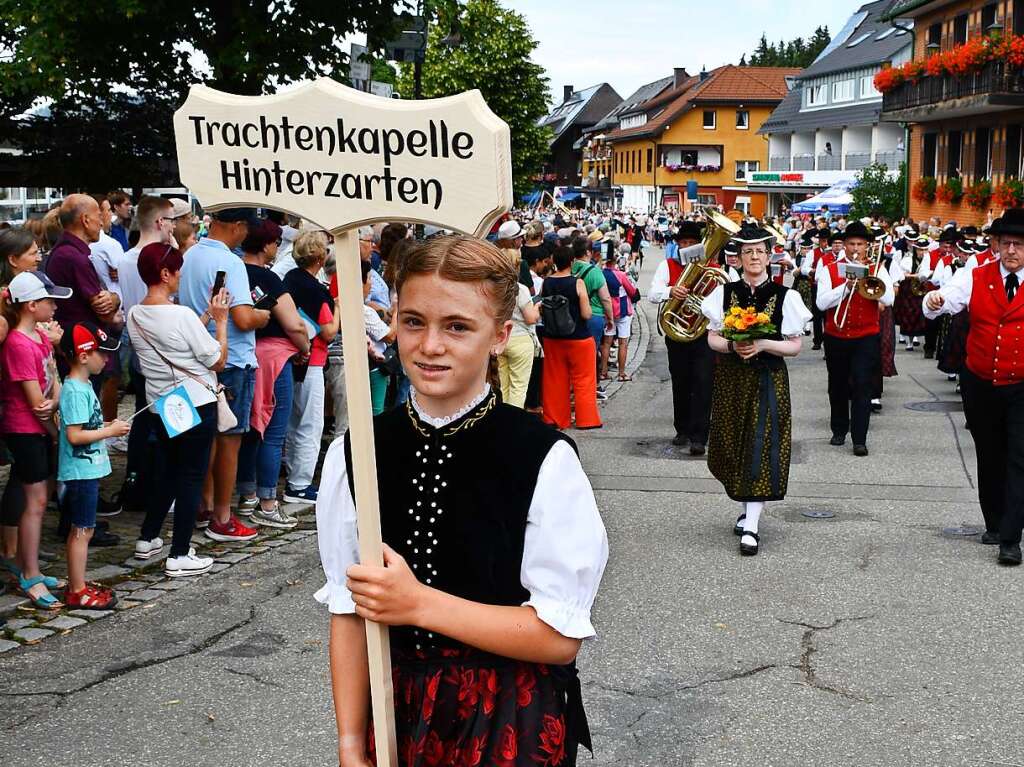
153, 385, 201, 438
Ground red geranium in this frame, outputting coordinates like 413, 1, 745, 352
936, 177, 963, 204
535, 714, 567, 766
912, 177, 937, 203
993, 179, 1024, 209
964, 179, 992, 210
924, 53, 946, 76
873, 66, 902, 93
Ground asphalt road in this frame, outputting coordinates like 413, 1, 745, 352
2, 248, 1020, 767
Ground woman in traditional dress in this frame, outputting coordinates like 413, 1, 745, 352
701, 225, 811, 556
892, 234, 930, 351
316, 235, 608, 766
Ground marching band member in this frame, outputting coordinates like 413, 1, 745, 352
701, 225, 811, 556
720, 240, 742, 282
800, 229, 838, 350
920, 229, 957, 359
816, 221, 895, 456
923, 210, 1024, 566
649, 220, 714, 454
873, 231, 899, 411
792, 233, 815, 330
893, 233, 930, 350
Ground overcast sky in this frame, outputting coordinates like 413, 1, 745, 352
513, 0, 859, 103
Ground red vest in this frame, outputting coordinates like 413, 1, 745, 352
966, 261, 1024, 385
975, 248, 997, 266
667, 258, 684, 285
824, 259, 881, 339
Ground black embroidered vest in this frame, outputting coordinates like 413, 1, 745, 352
722, 279, 789, 364
343, 390, 574, 652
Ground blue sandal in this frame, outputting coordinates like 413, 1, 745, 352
19, 575, 64, 610
2, 558, 63, 590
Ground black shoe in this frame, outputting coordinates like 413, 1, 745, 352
689, 443, 706, 456
672, 435, 689, 448
812, 343, 822, 351
89, 528, 121, 547
734, 514, 746, 536
870, 399, 882, 412
96, 495, 122, 518
853, 444, 869, 457
997, 543, 1022, 566
981, 531, 1000, 545
829, 434, 845, 446
739, 531, 760, 556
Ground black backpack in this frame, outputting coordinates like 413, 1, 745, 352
540, 294, 577, 338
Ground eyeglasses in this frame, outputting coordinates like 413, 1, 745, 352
160, 217, 176, 224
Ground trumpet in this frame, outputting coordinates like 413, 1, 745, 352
835, 240, 886, 329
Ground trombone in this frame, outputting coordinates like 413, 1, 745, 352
835, 239, 887, 329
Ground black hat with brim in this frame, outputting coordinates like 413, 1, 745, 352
843, 221, 872, 241
938, 227, 960, 244
733, 224, 773, 244
674, 221, 703, 241
723, 240, 740, 256
998, 208, 1024, 237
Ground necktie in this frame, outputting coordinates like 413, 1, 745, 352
1006, 272, 1019, 303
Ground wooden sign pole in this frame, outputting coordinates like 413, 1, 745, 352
333, 228, 398, 765
171, 79, 511, 767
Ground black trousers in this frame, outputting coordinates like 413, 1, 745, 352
960, 370, 1024, 544
666, 336, 713, 445
823, 333, 880, 445
810, 301, 824, 347
923, 317, 940, 356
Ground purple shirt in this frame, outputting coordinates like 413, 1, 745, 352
45, 232, 105, 328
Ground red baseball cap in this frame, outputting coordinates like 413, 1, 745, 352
60, 321, 120, 359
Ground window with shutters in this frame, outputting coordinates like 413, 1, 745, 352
974, 127, 992, 180
982, 4, 997, 32
953, 14, 968, 45
922, 133, 938, 177
947, 131, 963, 178
1007, 125, 1022, 179
646, 148, 653, 173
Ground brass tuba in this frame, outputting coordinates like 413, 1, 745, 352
658, 207, 741, 342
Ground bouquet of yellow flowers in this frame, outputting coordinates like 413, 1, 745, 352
721, 305, 777, 342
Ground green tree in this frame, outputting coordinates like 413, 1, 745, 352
747, 27, 830, 67
0, 1, 410, 187
851, 162, 907, 222
396, 0, 551, 197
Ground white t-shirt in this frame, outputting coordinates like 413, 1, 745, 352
127, 304, 221, 407
89, 231, 125, 296
510, 283, 534, 337
117, 246, 149, 315
362, 304, 391, 357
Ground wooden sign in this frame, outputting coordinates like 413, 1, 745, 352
173, 78, 511, 236
173, 79, 513, 767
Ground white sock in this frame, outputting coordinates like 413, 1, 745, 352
742, 502, 763, 536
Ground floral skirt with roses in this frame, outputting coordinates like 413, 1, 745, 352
368, 646, 590, 767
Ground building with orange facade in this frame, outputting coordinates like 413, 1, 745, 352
880, 0, 1024, 225
600, 66, 798, 215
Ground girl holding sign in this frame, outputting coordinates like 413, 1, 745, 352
127, 244, 229, 578
316, 235, 608, 767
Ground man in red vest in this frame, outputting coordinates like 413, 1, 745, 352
648, 220, 713, 454
924, 210, 1024, 566
816, 221, 895, 456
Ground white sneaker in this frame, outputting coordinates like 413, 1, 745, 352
134, 537, 164, 560
164, 548, 214, 578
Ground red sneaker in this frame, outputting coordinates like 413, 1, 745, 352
65, 584, 117, 610
195, 509, 212, 529
205, 515, 259, 542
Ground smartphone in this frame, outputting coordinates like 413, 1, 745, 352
252, 285, 277, 311
211, 270, 226, 298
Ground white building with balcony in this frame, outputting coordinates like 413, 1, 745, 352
752, 0, 912, 215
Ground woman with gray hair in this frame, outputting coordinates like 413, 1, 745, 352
282, 230, 339, 504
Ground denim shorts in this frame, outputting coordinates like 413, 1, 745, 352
64, 478, 100, 530
218, 365, 256, 435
